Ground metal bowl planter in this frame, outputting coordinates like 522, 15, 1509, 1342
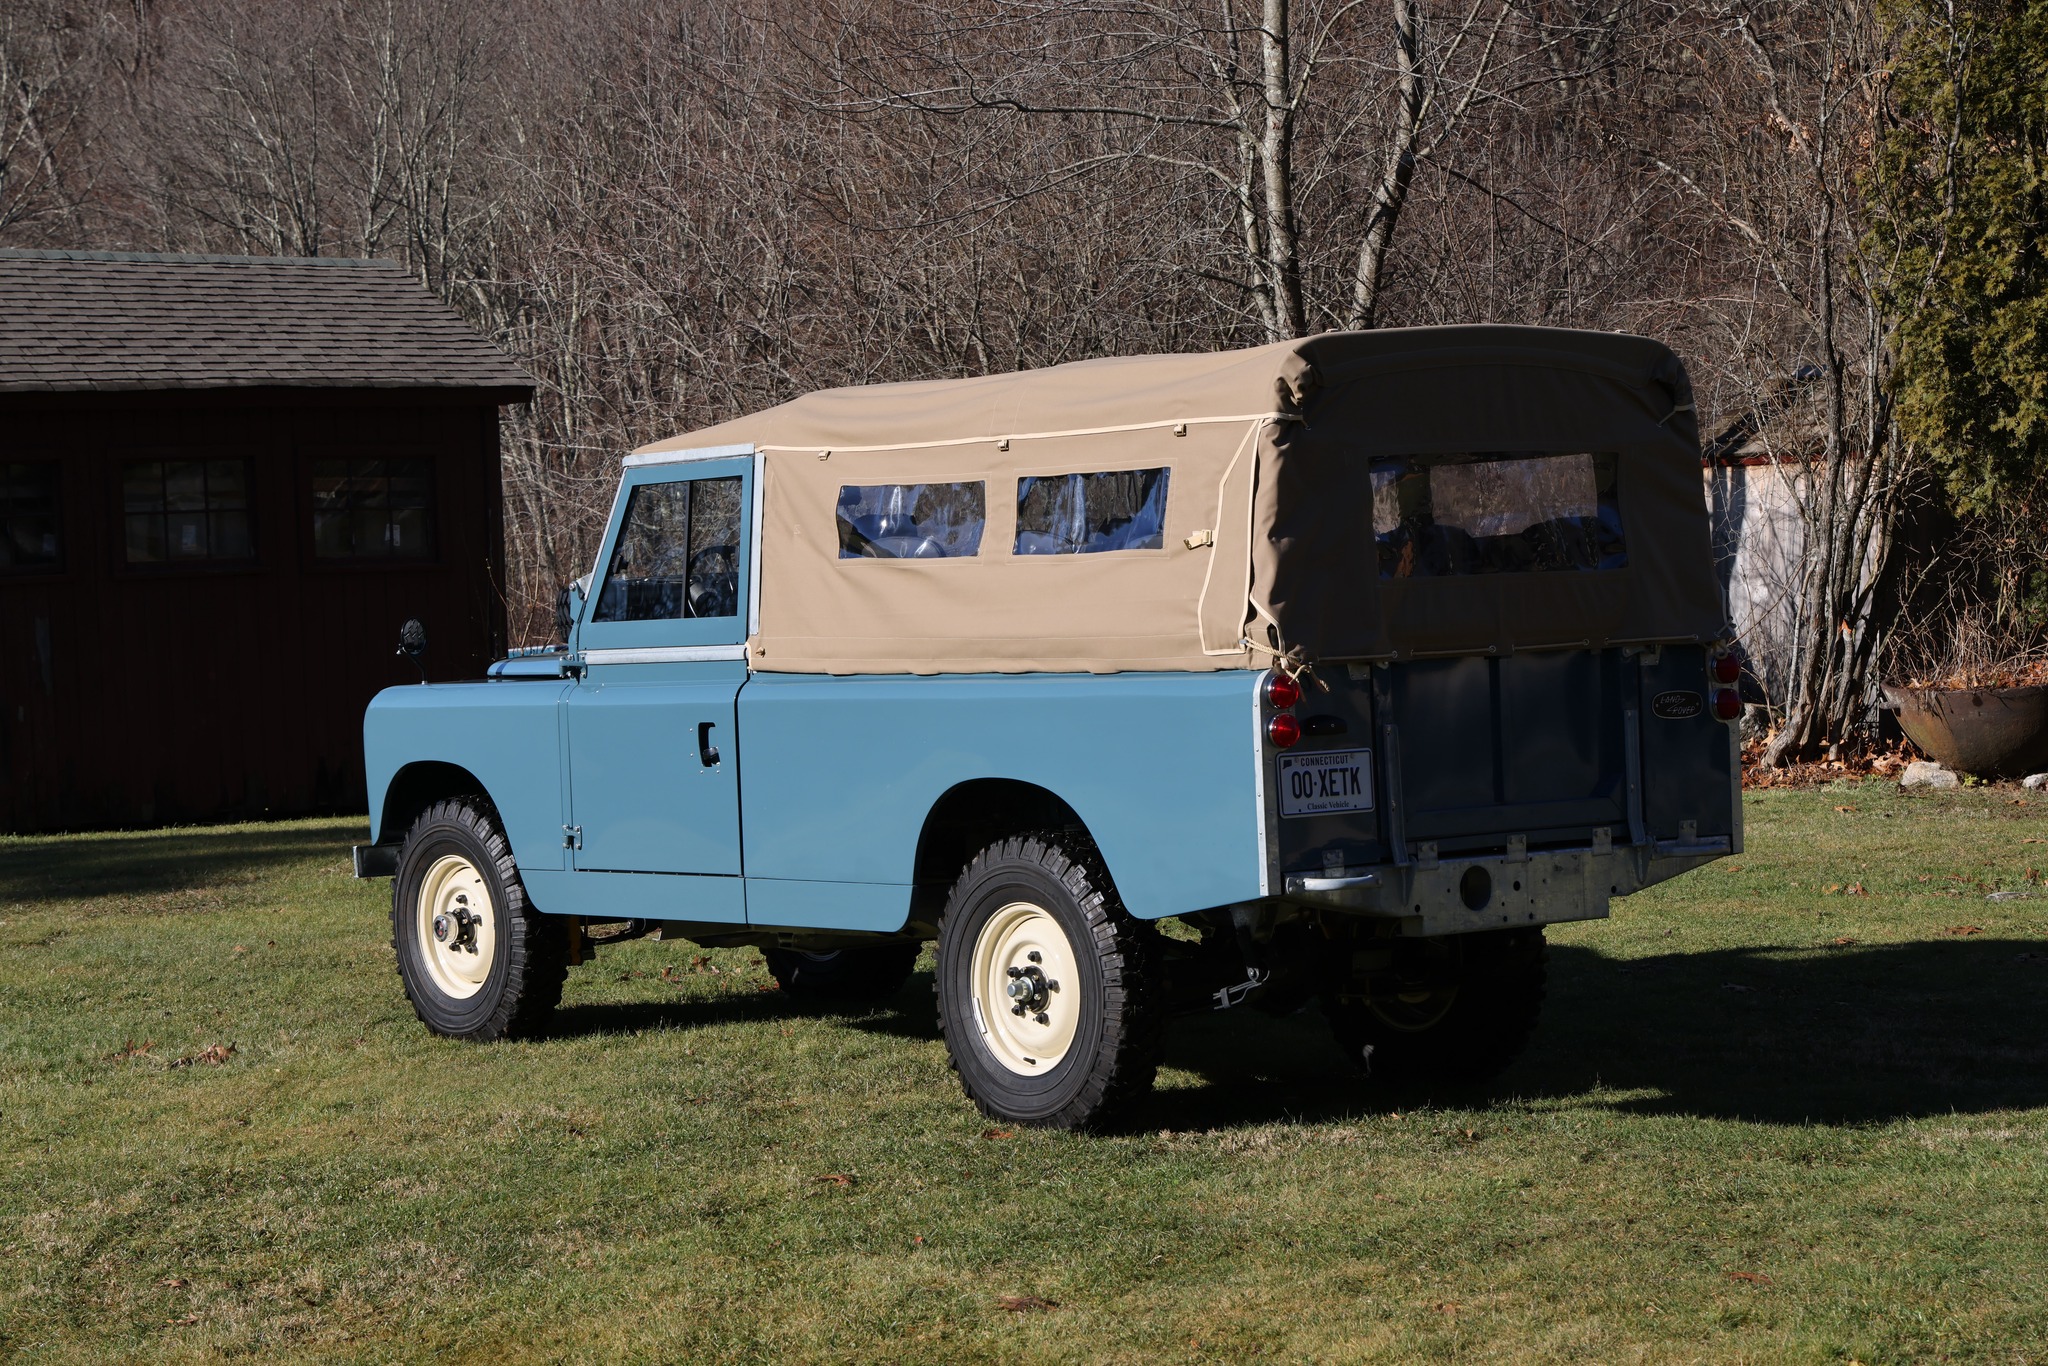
1883, 684, 2048, 778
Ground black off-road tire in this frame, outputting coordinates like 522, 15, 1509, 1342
934, 831, 1163, 1130
391, 796, 569, 1040
1324, 928, 1547, 1084
762, 942, 921, 1001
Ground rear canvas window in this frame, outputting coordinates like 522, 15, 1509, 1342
1015, 467, 1169, 554
837, 483, 985, 559
1370, 452, 1625, 578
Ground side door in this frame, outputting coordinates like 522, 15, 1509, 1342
563, 454, 752, 914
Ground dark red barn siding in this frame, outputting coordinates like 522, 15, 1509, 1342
0, 250, 532, 832
0, 390, 512, 831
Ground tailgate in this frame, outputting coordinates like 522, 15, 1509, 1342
1273, 646, 1737, 878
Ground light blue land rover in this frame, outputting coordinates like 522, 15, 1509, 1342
355, 326, 1741, 1129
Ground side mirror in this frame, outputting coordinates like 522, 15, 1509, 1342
397, 618, 428, 684
554, 577, 587, 644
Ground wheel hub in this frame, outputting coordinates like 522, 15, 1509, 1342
971, 904, 1079, 1074
415, 854, 498, 1000
432, 905, 481, 951
1005, 962, 1054, 1016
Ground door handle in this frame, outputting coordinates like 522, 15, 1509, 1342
697, 720, 721, 767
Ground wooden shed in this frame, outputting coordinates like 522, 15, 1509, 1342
0, 249, 533, 832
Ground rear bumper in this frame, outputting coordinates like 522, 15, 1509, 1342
352, 843, 399, 879
1280, 836, 1731, 937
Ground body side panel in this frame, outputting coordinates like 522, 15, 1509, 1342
520, 868, 746, 924
737, 670, 1265, 926
364, 679, 572, 871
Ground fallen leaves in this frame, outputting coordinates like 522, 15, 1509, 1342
996, 1294, 1058, 1313
1834, 804, 1858, 813
1847, 882, 1867, 896
107, 1039, 156, 1060
981, 1128, 1014, 1140
159, 1277, 188, 1288
1831, 936, 1858, 946
1941, 925, 1983, 937
1725, 1270, 1773, 1285
168, 1043, 235, 1069
812, 1173, 855, 1187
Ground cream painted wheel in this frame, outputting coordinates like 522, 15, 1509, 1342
969, 900, 1081, 1075
414, 853, 498, 1000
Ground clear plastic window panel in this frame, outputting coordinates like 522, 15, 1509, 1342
836, 482, 986, 559
1370, 452, 1625, 578
0, 462, 61, 569
121, 459, 253, 563
594, 475, 743, 621
1014, 467, 1170, 555
310, 459, 434, 560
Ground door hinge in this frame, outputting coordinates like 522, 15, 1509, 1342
563, 825, 583, 851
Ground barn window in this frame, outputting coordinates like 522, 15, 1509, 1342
836, 483, 986, 559
122, 459, 254, 564
1015, 467, 1170, 554
311, 459, 436, 560
1369, 451, 1626, 578
0, 462, 61, 571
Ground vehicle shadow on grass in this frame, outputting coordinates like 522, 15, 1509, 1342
544, 939, 2048, 1131
547, 975, 940, 1043
0, 819, 362, 908
1119, 938, 2048, 1133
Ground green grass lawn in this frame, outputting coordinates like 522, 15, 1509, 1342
4, 784, 2047, 1364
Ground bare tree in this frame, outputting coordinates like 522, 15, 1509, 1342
802, 0, 1590, 340
1642, 0, 1914, 762
0, 1, 97, 239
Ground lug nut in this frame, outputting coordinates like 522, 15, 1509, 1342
1027, 951, 1042, 963
1007, 965, 1023, 978
1034, 1012, 1050, 1025
1012, 1003, 1027, 1016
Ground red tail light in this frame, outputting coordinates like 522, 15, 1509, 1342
1712, 653, 1741, 685
1265, 672, 1301, 710
1713, 689, 1742, 721
1267, 713, 1302, 748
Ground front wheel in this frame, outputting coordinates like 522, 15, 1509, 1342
934, 832, 1162, 1130
391, 796, 568, 1040
1324, 928, 1546, 1084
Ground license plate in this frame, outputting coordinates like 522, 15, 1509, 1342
1277, 747, 1375, 818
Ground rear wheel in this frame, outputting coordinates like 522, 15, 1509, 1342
391, 796, 568, 1040
1324, 928, 1546, 1083
934, 832, 1162, 1130
762, 942, 920, 1001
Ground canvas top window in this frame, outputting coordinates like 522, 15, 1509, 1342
1015, 467, 1169, 555
836, 483, 985, 559
1370, 451, 1625, 579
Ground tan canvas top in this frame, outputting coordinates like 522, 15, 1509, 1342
636, 326, 1724, 675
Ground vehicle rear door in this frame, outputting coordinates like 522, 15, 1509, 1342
563, 454, 752, 904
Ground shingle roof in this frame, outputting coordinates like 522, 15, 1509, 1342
0, 249, 533, 395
